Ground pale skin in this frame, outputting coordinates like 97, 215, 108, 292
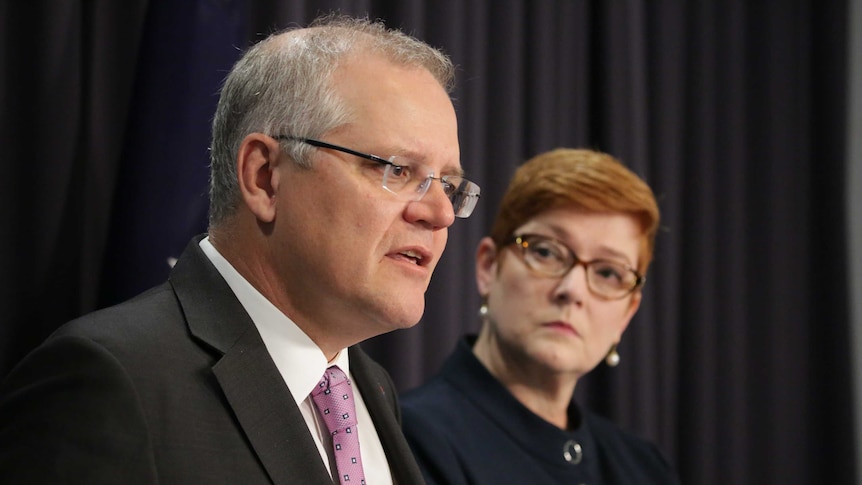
473, 208, 643, 429
210, 36, 461, 361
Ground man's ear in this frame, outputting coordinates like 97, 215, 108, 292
236, 134, 283, 223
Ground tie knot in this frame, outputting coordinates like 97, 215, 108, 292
313, 366, 349, 396
311, 366, 357, 431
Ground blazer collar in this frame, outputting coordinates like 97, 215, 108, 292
168, 236, 423, 484
169, 236, 330, 484
349, 347, 425, 483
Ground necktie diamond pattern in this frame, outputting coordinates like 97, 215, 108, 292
311, 366, 366, 485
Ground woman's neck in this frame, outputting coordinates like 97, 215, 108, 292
472, 328, 579, 429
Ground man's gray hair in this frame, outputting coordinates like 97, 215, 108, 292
208, 14, 456, 226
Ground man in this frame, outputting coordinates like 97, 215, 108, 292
0, 15, 480, 484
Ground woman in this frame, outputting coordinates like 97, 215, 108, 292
401, 148, 679, 484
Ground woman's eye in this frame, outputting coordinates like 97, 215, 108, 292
593, 264, 624, 282
531, 245, 561, 261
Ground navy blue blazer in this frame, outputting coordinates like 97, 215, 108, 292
0, 236, 423, 484
401, 337, 679, 485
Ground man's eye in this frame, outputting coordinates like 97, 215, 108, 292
389, 164, 411, 179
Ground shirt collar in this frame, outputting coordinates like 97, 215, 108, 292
199, 236, 350, 405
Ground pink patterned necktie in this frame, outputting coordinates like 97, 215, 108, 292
311, 366, 367, 485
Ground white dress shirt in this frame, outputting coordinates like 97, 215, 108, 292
200, 237, 393, 484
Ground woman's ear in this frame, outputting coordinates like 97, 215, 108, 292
236, 134, 283, 223
616, 290, 642, 339
475, 237, 498, 297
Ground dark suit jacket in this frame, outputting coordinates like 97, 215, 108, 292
401, 337, 679, 485
0, 237, 424, 484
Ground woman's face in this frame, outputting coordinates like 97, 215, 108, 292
476, 207, 643, 378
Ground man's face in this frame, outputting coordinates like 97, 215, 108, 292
271, 53, 461, 346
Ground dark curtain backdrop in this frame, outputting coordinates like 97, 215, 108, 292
0, 1, 854, 483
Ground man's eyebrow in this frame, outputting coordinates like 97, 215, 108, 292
393, 147, 465, 177
441, 165, 465, 177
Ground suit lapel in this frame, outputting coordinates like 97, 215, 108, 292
350, 346, 425, 484
213, 331, 330, 485
169, 237, 330, 485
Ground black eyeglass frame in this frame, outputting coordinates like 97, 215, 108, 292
508, 233, 646, 300
278, 136, 394, 168
273, 135, 481, 218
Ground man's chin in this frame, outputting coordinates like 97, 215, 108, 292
382, 301, 426, 332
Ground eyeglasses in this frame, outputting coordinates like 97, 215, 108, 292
275, 136, 481, 218
508, 234, 645, 300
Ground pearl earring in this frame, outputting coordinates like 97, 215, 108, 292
478, 303, 489, 317
605, 344, 620, 367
